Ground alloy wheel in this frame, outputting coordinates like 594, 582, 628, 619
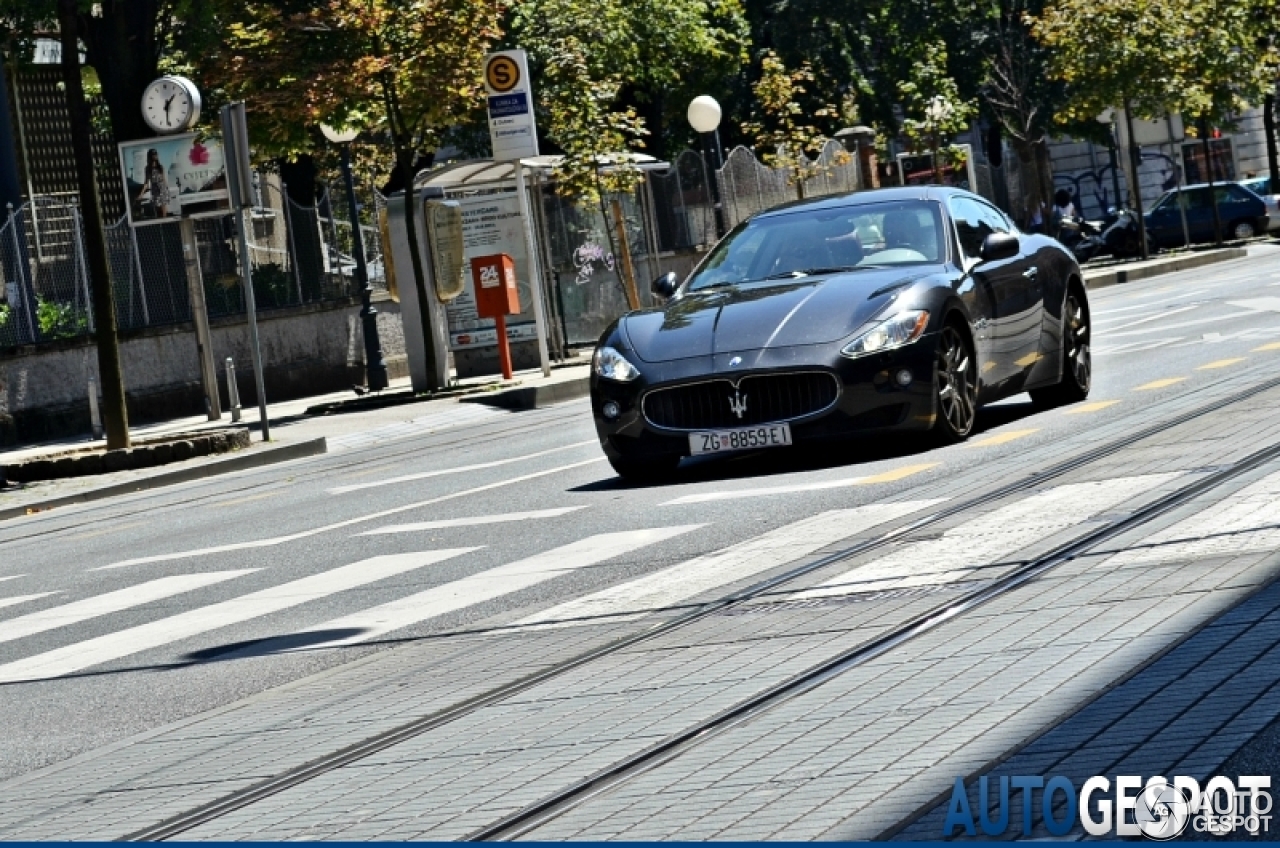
935, 325, 977, 438
1064, 293, 1091, 393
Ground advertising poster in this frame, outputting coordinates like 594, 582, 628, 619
444, 193, 538, 350
119, 134, 230, 227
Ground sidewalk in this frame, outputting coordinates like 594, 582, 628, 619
0, 357, 591, 518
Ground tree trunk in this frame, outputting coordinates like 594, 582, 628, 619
1122, 99, 1150, 260
1200, 117, 1223, 247
58, 0, 129, 449
397, 146, 441, 392
1264, 91, 1278, 193
79, 0, 160, 144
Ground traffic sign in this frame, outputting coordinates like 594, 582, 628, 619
484, 50, 539, 162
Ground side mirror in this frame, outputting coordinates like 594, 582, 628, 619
651, 271, 679, 299
979, 232, 1019, 263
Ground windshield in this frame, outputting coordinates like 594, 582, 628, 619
686, 200, 947, 291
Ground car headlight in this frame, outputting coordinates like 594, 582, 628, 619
841, 310, 930, 359
593, 345, 641, 381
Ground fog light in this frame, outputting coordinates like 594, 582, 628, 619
602, 400, 621, 420
895, 369, 913, 387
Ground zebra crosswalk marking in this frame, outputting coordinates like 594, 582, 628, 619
0, 571, 255, 646
261, 527, 703, 653
794, 474, 1178, 600
0, 593, 58, 611
361, 506, 586, 535
0, 549, 477, 684
517, 502, 945, 629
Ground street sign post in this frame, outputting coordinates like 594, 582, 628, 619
484, 49, 550, 376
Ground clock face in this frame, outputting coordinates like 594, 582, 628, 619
141, 77, 201, 134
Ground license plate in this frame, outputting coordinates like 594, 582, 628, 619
688, 424, 793, 456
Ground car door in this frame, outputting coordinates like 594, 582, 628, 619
949, 196, 1039, 388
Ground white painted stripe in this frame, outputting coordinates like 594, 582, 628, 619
0, 549, 477, 683
1106, 312, 1260, 339
1095, 293, 1208, 317
517, 501, 944, 629
0, 593, 58, 611
665, 477, 874, 504
328, 442, 595, 494
1228, 297, 1280, 313
1101, 468, 1280, 568
1095, 339, 1182, 356
360, 506, 586, 535
0, 575, 25, 584
0, 571, 255, 645
1103, 305, 1197, 332
795, 474, 1178, 599
97, 457, 603, 570
280, 526, 702, 651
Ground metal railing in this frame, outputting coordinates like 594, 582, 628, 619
0, 176, 384, 349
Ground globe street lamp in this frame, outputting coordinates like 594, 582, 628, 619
687, 95, 727, 238
322, 123, 388, 391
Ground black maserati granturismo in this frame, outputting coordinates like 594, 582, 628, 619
590, 186, 1091, 480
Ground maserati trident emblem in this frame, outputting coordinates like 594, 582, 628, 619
729, 356, 742, 367
728, 387, 748, 419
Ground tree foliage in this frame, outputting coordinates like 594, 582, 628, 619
512, 0, 746, 199
740, 50, 849, 189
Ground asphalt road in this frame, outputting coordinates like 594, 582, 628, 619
2, 244, 1280, 838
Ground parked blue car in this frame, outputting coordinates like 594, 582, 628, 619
1143, 182, 1270, 246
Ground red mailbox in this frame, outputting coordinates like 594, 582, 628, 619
470, 253, 521, 379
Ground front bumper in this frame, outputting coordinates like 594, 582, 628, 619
591, 336, 938, 461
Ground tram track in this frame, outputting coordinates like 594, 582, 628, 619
115, 371, 1280, 841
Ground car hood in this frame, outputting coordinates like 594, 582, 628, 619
623, 269, 927, 363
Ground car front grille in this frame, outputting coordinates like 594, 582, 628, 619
642, 372, 840, 431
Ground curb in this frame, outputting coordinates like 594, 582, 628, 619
0, 437, 328, 521
460, 376, 591, 411
1083, 247, 1248, 289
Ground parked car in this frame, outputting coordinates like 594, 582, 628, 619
590, 187, 1091, 480
1239, 175, 1280, 232
1143, 183, 1270, 246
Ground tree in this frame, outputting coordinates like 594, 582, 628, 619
1031, 0, 1190, 256
1168, 0, 1278, 243
897, 42, 975, 184
975, 0, 1064, 224
53, 0, 129, 448
741, 50, 849, 197
210, 0, 505, 391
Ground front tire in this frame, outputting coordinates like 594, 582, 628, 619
1031, 287, 1091, 409
932, 323, 978, 443
608, 454, 681, 483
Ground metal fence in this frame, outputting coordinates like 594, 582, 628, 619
717, 140, 861, 229
0, 175, 386, 349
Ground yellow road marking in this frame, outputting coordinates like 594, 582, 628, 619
67, 521, 144, 541
1014, 352, 1042, 368
1063, 400, 1120, 415
1253, 342, 1280, 352
1196, 358, 1246, 371
1134, 377, 1187, 391
967, 429, 1040, 447
859, 463, 938, 483
210, 491, 282, 509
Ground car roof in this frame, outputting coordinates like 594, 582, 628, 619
752, 185, 976, 220
1168, 182, 1251, 192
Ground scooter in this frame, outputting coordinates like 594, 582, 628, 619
1055, 215, 1107, 263
1099, 207, 1147, 258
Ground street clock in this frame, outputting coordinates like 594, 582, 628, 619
140, 76, 202, 134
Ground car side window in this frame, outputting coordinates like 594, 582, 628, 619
949, 196, 1009, 260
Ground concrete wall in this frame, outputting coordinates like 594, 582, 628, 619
0, 297, 408, 446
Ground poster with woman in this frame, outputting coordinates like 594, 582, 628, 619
119, 134, 230, 227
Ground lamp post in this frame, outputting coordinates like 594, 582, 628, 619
687, 95, 726, 238
322, 124, 388, 391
